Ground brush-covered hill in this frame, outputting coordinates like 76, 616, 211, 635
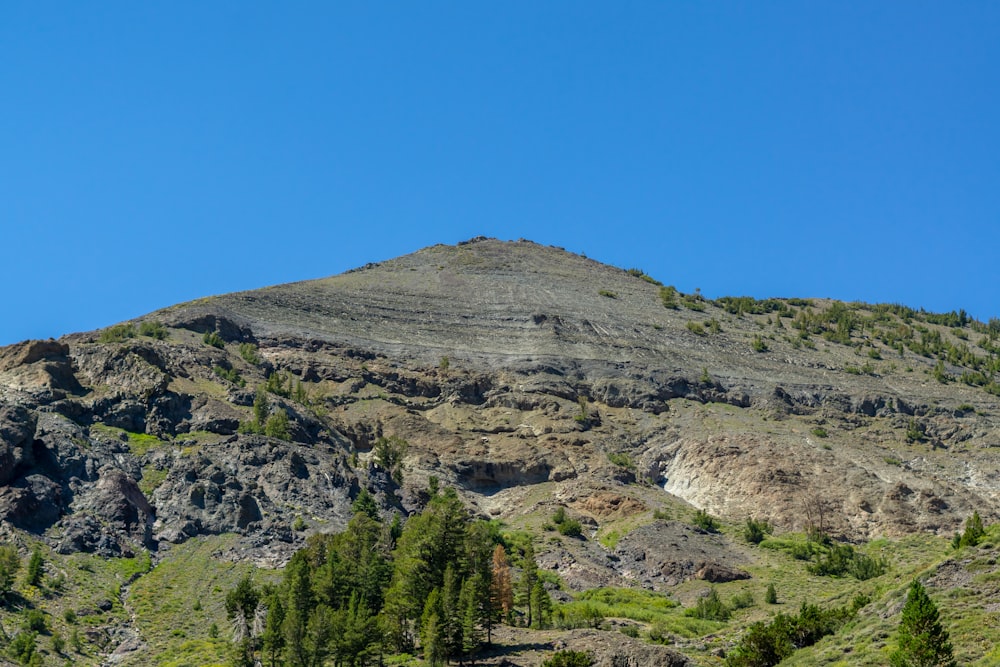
1, 237, 999, 666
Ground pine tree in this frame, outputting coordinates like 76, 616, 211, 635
25, 548, 43, 587
517, 542, 539, 628
959, 511, 985, 548
420, 588, 446, 666
0, 545, 21, 597
890, 580, 956, 667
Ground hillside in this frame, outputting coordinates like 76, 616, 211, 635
0, 237, 999, 666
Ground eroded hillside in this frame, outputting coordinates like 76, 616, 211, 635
1, 237, 999, 665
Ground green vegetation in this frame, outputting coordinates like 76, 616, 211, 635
138, 320, 168, 339
806, 541, 888, 580
751, 334, 769, 353
374, 435, 408, 484
241, 386, 291, 440
726, 599, 861, 666
238, 342, 262, 365
0, 545, 20, 597
693, 509, 720, 533
99, 323, 137, 343
598, 289, 618, 299
811, 427, 828, 438
743, 517, 773, 545
890, 580, 956, 667
687, 321, 705, 335
686, 588, 731, 621
660, 286, 679, 309
551, 507, 583, 538
624, 267, 661, 285
542, 650, 593, 667
606, 452, 634, 470
212, 365, 245, 386
25, 548, 43, 587
952, 511, 985, 549
222, 486, 518, 667
264, 409, 291, 440
202, 330, 225, 348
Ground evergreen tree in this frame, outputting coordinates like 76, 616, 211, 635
459, 576, 482, 661
420, 588, 446, 667
0, 545, 21, 598
282, 555, 316, 667
260, 588, 286, 667
225, 574, 261, 667
530, 581, 552, 629
890, 580, 956, 667
516, 541, 539, 628
25, 548, 43, 587
958, 511, 986, 548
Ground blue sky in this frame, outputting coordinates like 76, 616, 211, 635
2, 3, 998, 345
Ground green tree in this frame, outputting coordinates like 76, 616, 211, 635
890, 580, 956, 667
764, 583, 777, 605
374, 436, 408, 484
542, 650, 593, 667
743, 517, 772, 545
517, 541, 539, 628
420, 588, 446, 666
25, 548, 43, 588
958, 511, 986, 548
264, 409, 291, 440
225, 574, 261, 667
0, 545, 21, 598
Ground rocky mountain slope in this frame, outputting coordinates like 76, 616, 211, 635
1, 236, 999, 665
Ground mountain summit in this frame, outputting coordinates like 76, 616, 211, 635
1, 237, 998, 664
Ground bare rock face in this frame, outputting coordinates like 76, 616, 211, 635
0, 237, 999, 572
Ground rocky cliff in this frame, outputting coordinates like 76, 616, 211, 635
2, 237, 999, 571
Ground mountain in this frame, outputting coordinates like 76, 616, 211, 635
1, 236, 998, 666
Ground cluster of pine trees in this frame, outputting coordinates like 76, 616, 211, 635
225, 485, 551, 666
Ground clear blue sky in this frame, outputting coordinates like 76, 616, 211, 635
2, 3, 998, 345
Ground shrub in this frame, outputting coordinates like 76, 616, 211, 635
138, 320, 168, 339
693, 509, 719, 533
264, 410, 291, 440
212, 365, 245, 386
764, 583, 777, 605
607, 452, 634, 469
557, 519, 583, 538
743, 517, 773, 545
905, 420, 926, 443
729, 590, 755, 610
687, 321, 705, 335
23, 609, 47, 633
598, 289, 618, 299
542, 650, 593, 667
811, 427, 828, 438
202, 331, 224, 348
660, 286, 679, 309
8, 631, 37, 665
953, 511, 986, 549
238, 342, 261, 365
751, 335, 768, 352
686, 588, 730, 621
98, 323, 136, 343
374, 435, 407, 484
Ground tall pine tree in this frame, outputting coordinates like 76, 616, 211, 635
890, 580, 956, 667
